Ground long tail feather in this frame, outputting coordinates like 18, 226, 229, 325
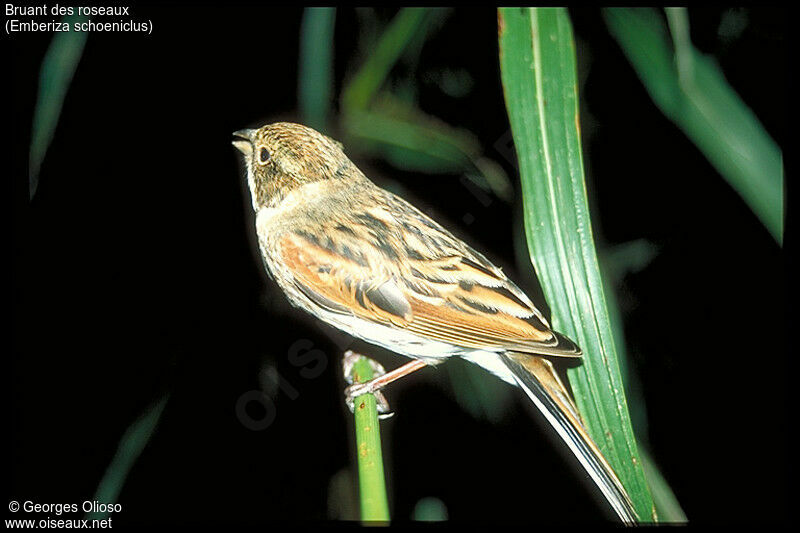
500, 351, 638, 524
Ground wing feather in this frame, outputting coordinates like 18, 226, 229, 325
275, 200, 581, 358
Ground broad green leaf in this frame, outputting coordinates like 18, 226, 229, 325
498, 7, 656, 521
29, 15, 88, 199
604, 8, 783, 244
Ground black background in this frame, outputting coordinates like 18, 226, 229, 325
6, 4, 788, 527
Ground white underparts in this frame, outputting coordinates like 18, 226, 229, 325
310, 303, 519, 385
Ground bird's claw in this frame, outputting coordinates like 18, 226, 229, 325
345, 385, 394, 419
342, 350, 394, 419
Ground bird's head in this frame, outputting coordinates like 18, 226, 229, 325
232, 122, 350, 209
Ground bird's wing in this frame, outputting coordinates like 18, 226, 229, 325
275, 199, 581, 358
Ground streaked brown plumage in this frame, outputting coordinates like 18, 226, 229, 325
232, 122, 637, 523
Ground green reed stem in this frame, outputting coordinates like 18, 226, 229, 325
350, 355, 390, 524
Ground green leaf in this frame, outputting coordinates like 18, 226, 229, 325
498, 7, 656, 521
86, 395, 169, 520
29, 14, 89, 199
336, 8, 510, 200
342, 96, 513, 201
298, 8, 337, 132
604, 8, 783, 244
342, 8, 434, 112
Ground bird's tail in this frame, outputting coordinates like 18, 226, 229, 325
500, 351, 638, 524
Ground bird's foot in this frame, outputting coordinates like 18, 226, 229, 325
342, 350, 394, 419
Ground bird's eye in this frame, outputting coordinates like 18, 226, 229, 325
258, 147, 271, 165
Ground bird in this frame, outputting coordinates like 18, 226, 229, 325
232, 121, 638, 524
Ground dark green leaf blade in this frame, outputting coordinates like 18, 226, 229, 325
604, 8, 783, 244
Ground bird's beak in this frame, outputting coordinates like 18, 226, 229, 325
232, 129, 256, 156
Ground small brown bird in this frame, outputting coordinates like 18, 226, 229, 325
233, 122, 637, 523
